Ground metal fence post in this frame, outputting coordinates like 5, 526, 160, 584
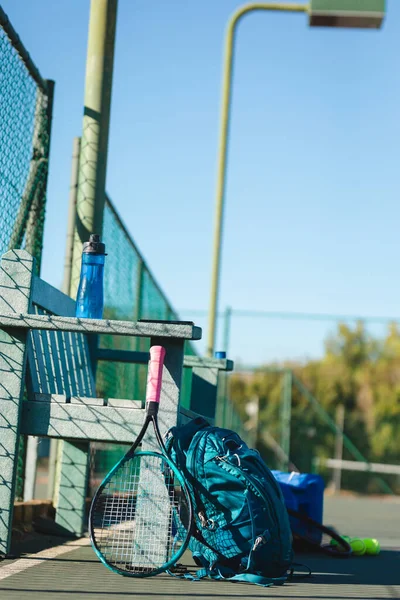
217, 306, 232, 426
222, 306, 232, 355
133, 259, 144, 399
280, 369, 292, 471
332, 404, 345, 493
62, 137, 81, 295
25, 79, 55, 270
134, 259, 144, 324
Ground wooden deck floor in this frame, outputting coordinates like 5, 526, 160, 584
1, 495, 399, 600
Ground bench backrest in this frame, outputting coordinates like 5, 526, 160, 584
27, 275, 95, 398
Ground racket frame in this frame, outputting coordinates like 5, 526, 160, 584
89, 445, 193, 577
88, 345, 194, 576
287, 508, 352, 557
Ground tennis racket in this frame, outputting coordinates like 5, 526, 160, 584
89, 345, 193, 577
287, 508, 352, 557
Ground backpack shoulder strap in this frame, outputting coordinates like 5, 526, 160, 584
169, 416, 210, 452
200, 564, 288, 588
222, 573, 286, 587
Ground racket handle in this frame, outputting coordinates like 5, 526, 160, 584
145, 346, 166, 411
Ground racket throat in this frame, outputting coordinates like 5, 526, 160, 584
146, 401, 160, 417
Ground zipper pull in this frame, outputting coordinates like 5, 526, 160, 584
198, 511, 207, 527
198, 511, 216, 531
252, 529, 271, 551
252, 536, 268, 552
214, 455, 226, 462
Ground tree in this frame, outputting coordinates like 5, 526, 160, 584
228, 322, 400, 494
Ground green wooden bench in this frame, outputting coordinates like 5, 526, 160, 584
0, 249, 233, 555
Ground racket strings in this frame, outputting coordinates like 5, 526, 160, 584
91, 453, 189, 575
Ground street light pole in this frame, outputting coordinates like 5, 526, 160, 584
206, 3, 309, 357
206, 0, 385, 357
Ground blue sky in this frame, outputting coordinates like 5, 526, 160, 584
3, 0, 400, 364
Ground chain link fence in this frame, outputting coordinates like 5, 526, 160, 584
97, 196, 196, 400
227, 366, 399, 495
0, 7, 53, 499
0, 7, 53, 271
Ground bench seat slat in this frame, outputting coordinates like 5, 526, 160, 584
21, 403, 210, 443
21, 401, 145, 443
27, 331, 44, 394
37, 307, 58, 394
56, 329, 73, 397
34, 393, 142, 408
34, 393, 104, 406
72, 330, 95, 396
65, 331, 83, 396
30, 308, 51, 395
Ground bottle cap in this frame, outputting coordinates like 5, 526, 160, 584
214, 351, 226, 359
82, 234, 106, 255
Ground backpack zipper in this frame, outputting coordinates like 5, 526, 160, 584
185, 430, 217, 528
214, 456, 283, 556
187, 429, 242, 531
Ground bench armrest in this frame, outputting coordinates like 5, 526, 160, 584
182, 356, 234, 371
96, 348, 234, 371
0, 312, 202, 340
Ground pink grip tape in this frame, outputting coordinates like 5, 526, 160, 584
145, 346, 166, 404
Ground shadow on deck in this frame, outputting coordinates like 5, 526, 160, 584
1, 495, 399, 600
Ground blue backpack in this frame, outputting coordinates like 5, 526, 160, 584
165, 417, 294, 587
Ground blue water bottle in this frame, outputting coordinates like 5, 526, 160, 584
75, 234, 106, 319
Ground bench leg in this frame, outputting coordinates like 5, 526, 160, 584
54, 440, 90, 537
0, 250, 33, 554
0, 330, 29, 555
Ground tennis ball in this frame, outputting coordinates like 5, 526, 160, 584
350, 538, 366, 556
363, 538, 380, 556
330, 535, 350, 548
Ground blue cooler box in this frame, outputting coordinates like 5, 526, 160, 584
272, 471, 325, 543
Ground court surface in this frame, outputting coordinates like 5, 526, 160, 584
1, 495, 399, 600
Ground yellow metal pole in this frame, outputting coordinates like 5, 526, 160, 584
207, 3, 309, 357
70, 0, 118, 299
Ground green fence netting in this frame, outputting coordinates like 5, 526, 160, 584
0, 7, 53, 500
97, 197, 196, 400
0, 7, 53, 271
